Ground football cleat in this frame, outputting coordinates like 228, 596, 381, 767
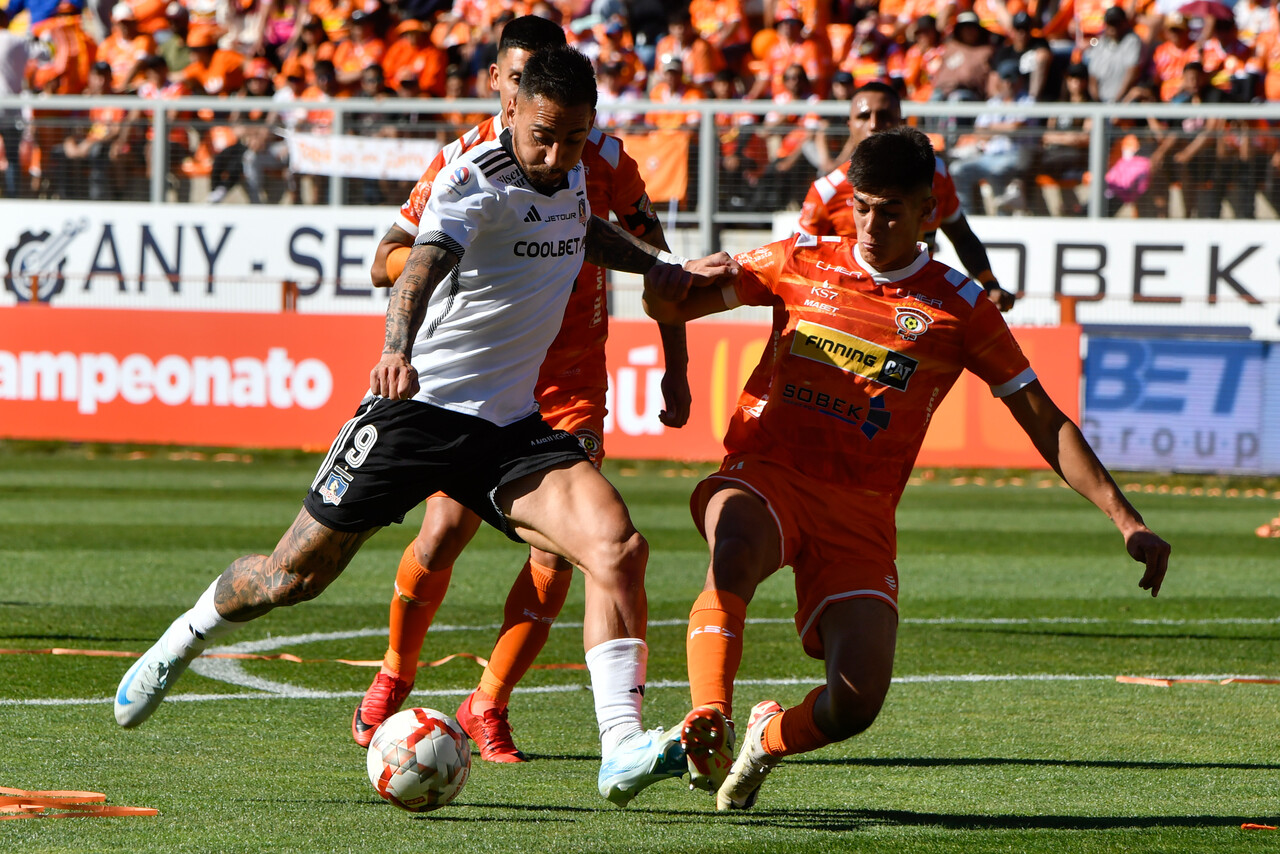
456, 692, 527, 763
681, 706, 735, 793
715, 700, 783, 811
114, 622, 198, 728
597, 726, 686, 807
352, 668, 414, 748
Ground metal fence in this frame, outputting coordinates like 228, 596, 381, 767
3, 95, 1279, 256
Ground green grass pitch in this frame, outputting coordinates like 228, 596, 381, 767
1, 444, 1278, 853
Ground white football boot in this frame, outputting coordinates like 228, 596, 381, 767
715, 700, 782, 811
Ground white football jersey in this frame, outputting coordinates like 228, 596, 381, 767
410, 130, 591, 426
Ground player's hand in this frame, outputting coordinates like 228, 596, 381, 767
370, 354, 419, 400
985, 284, 1016, 312
659, 369, 692, 428
684, 251, 739, 288
1125, 526, 1171, 597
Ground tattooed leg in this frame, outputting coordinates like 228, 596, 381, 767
213, 508, 381, 622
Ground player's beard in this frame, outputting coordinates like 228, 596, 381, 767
524, 167, 565, 194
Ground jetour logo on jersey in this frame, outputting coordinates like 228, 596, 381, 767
790, 320, 918, 391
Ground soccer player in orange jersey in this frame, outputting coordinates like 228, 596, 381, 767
799, 82, 1016, 313
353, 17, 693, 765
643, 127, 1171, 810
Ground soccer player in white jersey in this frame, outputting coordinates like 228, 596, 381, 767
114, 45, 733, 808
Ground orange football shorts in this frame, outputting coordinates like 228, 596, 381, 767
690, 453, 900, 659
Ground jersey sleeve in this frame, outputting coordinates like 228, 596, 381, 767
963, 299, 1036, 397
933, 158, 963, 224
414, 164, 491, 260
797, 182, 832, 235
607, 137, 661, 238
729, 239, 790, 307
397, 151, 448, 236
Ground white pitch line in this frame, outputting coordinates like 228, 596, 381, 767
10, 673, 1279, 709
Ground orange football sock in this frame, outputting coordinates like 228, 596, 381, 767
476, 559, 571, 707
685, 589, 747, 720
762, 686, 833, 758
383, 543, 452, 678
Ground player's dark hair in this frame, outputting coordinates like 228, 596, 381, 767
517, 45, 597, 110
852, 80, 901, 105
498, 14, 567, 55
848, 126, 934, 195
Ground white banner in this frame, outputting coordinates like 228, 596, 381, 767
286, 132, 441, 180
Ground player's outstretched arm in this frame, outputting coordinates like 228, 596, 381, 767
583, 216, 736, 282
1002, 380, 1171, 596
642, 252, 739, 325
370, 243, 459, 401
939, 215, 1016, 312
370, 225, 416, 289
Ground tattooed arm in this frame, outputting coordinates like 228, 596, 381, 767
584, 215, 668, 272
369, 242, 460, 400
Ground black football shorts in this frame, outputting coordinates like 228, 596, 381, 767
302, 397, 587, 542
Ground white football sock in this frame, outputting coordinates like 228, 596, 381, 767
585, 637, 647, 755
164, 578, 242, 659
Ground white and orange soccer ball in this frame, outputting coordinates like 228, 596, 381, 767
366, 708, 471, 812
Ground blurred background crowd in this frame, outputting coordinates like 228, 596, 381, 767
1, 0, 1277, 216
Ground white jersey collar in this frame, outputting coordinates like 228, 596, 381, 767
854, 242, 931, 284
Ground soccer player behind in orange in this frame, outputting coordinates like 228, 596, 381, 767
353, 16, 692, 765
799, 81, 1016, 313
643, 126, 1172, 811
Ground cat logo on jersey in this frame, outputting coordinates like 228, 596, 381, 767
791, 320, 918, 391
894, 306, 933, 341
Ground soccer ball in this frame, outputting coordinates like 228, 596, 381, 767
366, 707, 471, 812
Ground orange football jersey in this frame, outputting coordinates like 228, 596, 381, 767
724, 233, 1034, 502
798, 156, 961, 238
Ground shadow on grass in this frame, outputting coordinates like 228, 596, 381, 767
796, 755, 1280, 772
940, 626, 1279, 642
710, 806, 1262, 831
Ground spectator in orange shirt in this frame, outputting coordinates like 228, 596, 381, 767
654, 7, 726, 88
184, 26, 246, 96
689, 0, 751, 69
646, 55, 703, 130
752, 63, 822, 210
1201, 17, 1255, 96
98, 3, 156, 93
331, 7, 386, 90
290, 14, 335, 83
837, 14, 904, 88
749, 6, 829, 99
382, 18, 447, 96
1153, 13, 1200, 102
902, 14, 944, 101
592, 17, 647, 92
1257, 11, 1280, 101
307, 0, 355, 43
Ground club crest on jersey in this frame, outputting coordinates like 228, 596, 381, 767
894, 306, 933, 341
318, 468, 352, 505
574, 428, 604, 460
451, 166, 470, 185
578, 198, 587, 221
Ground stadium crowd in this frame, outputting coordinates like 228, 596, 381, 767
2, 0, 1278, 215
